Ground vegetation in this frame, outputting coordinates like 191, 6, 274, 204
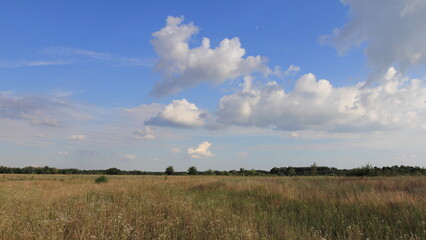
0, 175, 424, 239
188, 166, 198, 175
0, 164, 425, 176
94, 176, 108, 184
165, 166, 175, 175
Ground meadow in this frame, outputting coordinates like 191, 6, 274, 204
0, 175, 424, 240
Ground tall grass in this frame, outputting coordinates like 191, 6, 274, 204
0, 175, 424, 239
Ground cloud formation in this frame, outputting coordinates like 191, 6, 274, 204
187, 141, 214, 159
323, 0, 426, 79
150, 16, 273, 96
123, 154, 136, 160
145, 99, 205, 128
31, 118, 61, 127
0, 92, 93, 129
43, 46, 151, 66
133, 127, 155, 139
66, 134, 87, 141
217, 67, 426, 132
0, 60, 71, 68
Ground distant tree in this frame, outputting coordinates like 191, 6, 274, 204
205, 169, 215, 175
288, 168, 296, 176
165, 166, 175, 175
188, 166, 198, 175
106, 168, 121, 175
311, 162, 318, 176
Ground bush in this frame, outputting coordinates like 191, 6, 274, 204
95, 176, 108, 184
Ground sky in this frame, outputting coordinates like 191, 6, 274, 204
1, 0, 425, 171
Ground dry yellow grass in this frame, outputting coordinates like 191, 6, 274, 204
0, 175, 425, 239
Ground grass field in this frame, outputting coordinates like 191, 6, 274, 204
0, 175, 425, 240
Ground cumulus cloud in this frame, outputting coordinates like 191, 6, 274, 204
145, 99, 205, 128
67, 134, 86, 141
322, 0, 426, 80
187, 141, 214, 159
150, 16, 273, 96
133, 127, 155, 139
217, 67, 426, 132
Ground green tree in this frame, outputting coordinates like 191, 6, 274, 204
106, 168, 121, 175
288, 168, 296, 176
188, 166, 198, 175
165, 166, 175, 175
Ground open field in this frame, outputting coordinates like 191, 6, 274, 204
0, 175, 425, 240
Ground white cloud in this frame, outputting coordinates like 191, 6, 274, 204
187, 141, 214, 159
31, 118, 61, 127
0, 92, 92, 127
133, 127, 155, 139
284, 65, 301, 76
0, 92, 100, 145
66, 134, 86, 141
322, 0, 426, 80
0, 60, 71, 68
217, 67, 426, 132
171, 147, 181, 154
0, 93, 69, 123
57, 151, 69, 155
1, 46, 152, 69
43, 46, 152, 67
123, 154, 136, 160
145, 99, 205, 128
290, 132, 300, 138
150, 16, 273, 96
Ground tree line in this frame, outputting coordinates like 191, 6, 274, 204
0, 164, 425, 177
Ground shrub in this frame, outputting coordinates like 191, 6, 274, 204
95, 176, 108, 184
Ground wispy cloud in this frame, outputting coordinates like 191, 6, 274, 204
0, 46, 153, 68
0, 60, 72, 68
42, 46, 153, 67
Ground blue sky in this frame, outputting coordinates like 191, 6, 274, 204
1, 0, 425, 171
